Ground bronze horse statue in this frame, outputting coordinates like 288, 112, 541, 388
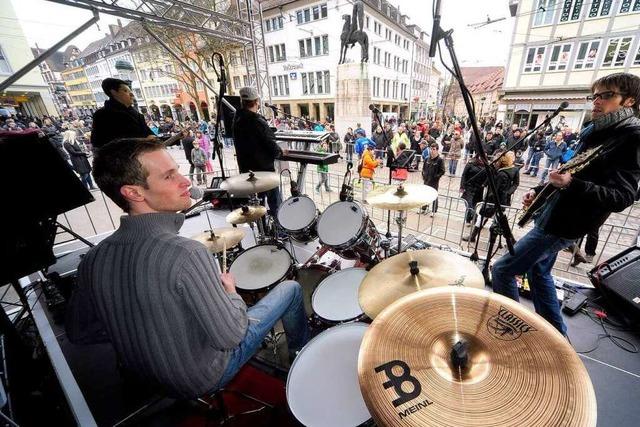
339, 14, 369, 64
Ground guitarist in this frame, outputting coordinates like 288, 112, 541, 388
491, 72, 640, 335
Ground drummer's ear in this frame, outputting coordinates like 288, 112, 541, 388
121, 185, 145, 204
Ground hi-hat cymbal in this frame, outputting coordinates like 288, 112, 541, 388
359, 249, 484, 319
226, 205, 267, 225
191, 228, 245, 253
366, 184, 438, 211
220, 171, 279, 196
358, 287, 597, 427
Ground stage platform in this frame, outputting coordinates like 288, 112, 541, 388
28, 209, 640, 426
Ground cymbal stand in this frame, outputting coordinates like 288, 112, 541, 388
395, 210, 407, 254
247, 193, 267, 241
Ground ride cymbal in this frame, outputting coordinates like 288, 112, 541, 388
358, 249, 484, 319
191, 227, 245, 253
226, 205, 268, 225
220, 171, 279, 196
367, 184, 438, 211
358, 287, 597, 427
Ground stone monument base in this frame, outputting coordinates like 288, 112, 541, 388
334, 62, 372, 144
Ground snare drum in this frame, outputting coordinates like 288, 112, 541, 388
317, 201, 380, 260
287, 323, 371, 427
229, 244, 293, 293
312, 268, 367, 328
277, 195, 318, 242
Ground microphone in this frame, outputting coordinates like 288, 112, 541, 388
339, 182, 353, 202
544, 101, 570, 122
369, 104, 381, 114
189, 186, 204, 200
264, 102, 278, 110
189, 186, 226, 200
429, 0, 442, 58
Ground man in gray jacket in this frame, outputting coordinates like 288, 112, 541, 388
65, 138, 309, 399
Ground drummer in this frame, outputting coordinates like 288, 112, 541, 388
65, 138, 310, 399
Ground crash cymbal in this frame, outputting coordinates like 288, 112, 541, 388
359, 249, 484, 319
191, 227, 245, 253
226, 205, 268, 225
220, 171, 279, 196
366, 184, 438, 211
358, 287, 597, 427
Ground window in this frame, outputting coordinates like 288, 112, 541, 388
392, 81, 398, 99
299, 35, 329, 57
271, 75, 290, 96
268, 44, 286, 62
403, 40, 410, 50
373, 76, 380, 96
574, 39, 600, 69
588, 0, 613, 17
384, 52, 391, 67
383, 79, 390, 98
547, 43, 572, 71
296, 3, 327, 24
264, 16, 284, 32
533, 0, 557, 26
402, 59, 409, 74
233, 76, 241, 88
243, 75, 249, 86
393, 56, 400, 71
523, 46, 546, 72
301, 70, 330, 95
385, 29, 392, 41
365, 16, 370, 29
395, 35, 401, 46
0, 46, 13, 74
602, 37, 633, 67
373, 47, 381, 64
619, 0, 640, 13
374, 21, 381, 35
560, 0, 584, 22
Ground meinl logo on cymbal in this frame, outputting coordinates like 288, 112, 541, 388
486, 306, 536, 341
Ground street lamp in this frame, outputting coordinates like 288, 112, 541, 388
479, 96, 487, 118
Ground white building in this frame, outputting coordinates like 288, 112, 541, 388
259, 0, 432, 122
0, 0, 57, 117
502, 0, 640, 131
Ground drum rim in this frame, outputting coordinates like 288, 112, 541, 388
317, 200, 368, 247
230, 244, 294, 291
277, 195, 318, 232
312, 268, 367, 321
286, 322, 371, 426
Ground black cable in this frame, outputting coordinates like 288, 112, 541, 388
574, 308, 639, 354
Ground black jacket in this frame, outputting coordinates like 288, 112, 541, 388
422, 155, 445, 189
232, 108, 282, 173
460, 162, 486, 197
64, 141, 91, 174
90, 99, 153, 150
536, 116, 640, 239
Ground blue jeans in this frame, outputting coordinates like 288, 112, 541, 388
215, 281, 310, 389
448, 158, 458, 175
491, 226, 574, 334
539, 157, 560, 184
527, 151, 544, 176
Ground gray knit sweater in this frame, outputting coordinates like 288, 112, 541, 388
66, 212, 248, 398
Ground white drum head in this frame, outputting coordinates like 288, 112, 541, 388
317, 201, 365, 246
278, 196, 317, 231
287, 323, 370, 427
229, 245, 291, 291
312, 268, 367, 321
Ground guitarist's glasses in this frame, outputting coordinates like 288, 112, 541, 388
586, 91, 625, 101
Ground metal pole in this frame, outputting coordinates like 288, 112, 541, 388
142, 24, 236, 113
0, 10, 99, 92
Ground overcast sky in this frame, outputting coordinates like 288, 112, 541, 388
11, 0, 514, 66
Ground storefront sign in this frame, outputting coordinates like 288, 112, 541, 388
283, 63, 303, 71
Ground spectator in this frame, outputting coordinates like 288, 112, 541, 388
355, 122, 366, 137
539, 131, 568, 185
391, 125, 410, 153
420, 142, 445, 216
63, 130, 96, 190
315, 141, 332, 193
448, 130, 463, 175
191, 139, 207, 186
460, 156, 486, 226
354, 129, 372, 159
181, 130, 196, 182
344, 127, 355, 162
195, 130, 213, 174
372, 125, 387, 160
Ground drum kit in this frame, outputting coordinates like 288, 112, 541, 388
189, 171, 597, 427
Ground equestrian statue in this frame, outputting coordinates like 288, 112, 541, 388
339, 0, 368, 64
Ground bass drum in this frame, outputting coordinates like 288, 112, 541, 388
277, 195, 318, 242
317, 200, 380, 261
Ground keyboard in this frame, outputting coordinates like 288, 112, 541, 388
280, 150, 340, 166
275, 130, 331, 143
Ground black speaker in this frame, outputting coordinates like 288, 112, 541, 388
588, 246, 640, 324
0, 130, 95, 283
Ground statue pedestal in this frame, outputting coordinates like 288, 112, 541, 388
334, 62, 372, 144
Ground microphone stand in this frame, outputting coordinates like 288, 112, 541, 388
430, 5, 515, 285
371, 107, 394, 239
211, 52, 228, 180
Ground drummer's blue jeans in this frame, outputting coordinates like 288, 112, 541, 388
215, 280, 310, 389
491, 226, 574, 335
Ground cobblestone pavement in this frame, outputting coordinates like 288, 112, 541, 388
56, 144, 639, 284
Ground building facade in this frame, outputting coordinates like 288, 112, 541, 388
502, 0, 640, 131
260, 0, 432, 122
60, 47, 96, 117
31, 47, 71, 116
0, 1, 57, 117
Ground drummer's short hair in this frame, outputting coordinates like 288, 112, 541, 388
93, 138, 165, 212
